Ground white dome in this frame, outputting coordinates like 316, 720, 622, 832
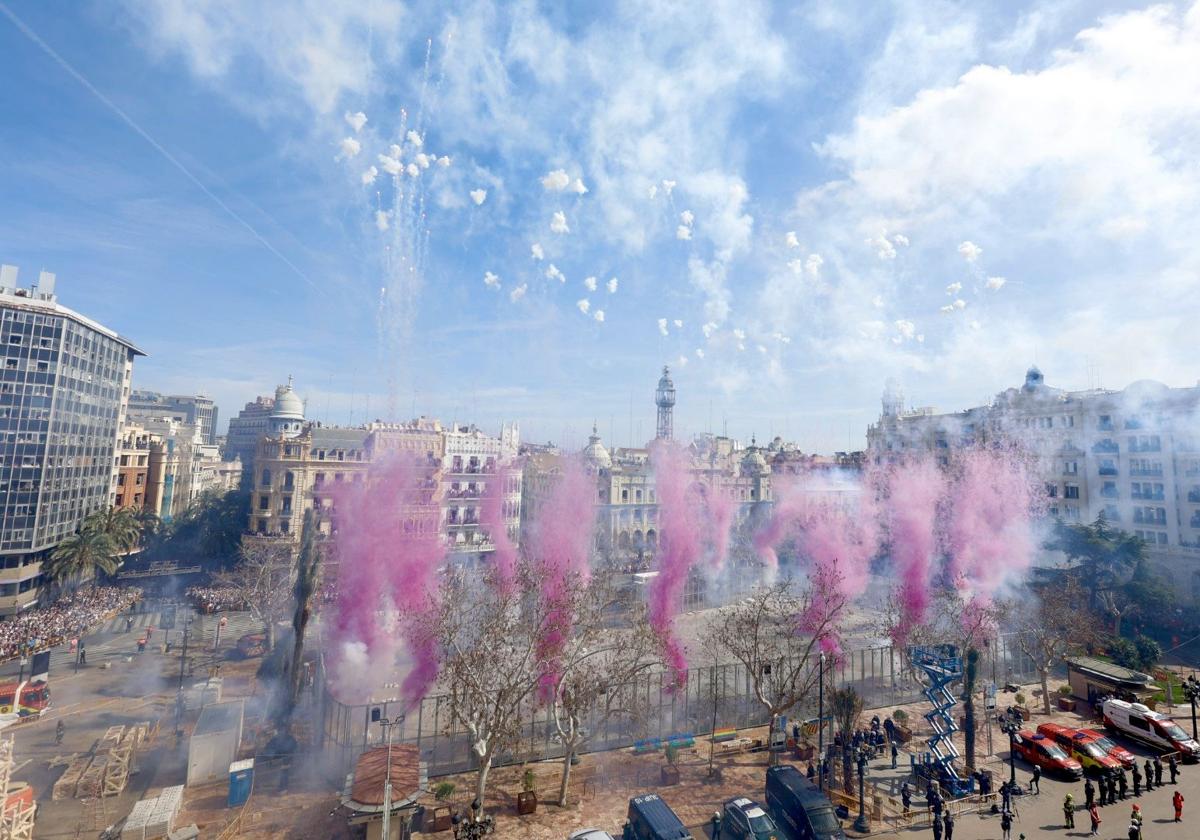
272, 379, 305, 421
582, 424, 611, 469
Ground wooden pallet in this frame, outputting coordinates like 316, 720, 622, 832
75, 757, 108, 798
52, 756, 91, 801
102, 743, 132, 797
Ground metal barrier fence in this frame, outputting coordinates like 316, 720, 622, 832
318, 632, 1042, 780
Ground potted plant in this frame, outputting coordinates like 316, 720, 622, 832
891, 710, 912, 743
661, 743, 681, 786
516, 768, 538, 815
1057, 685, 1077, 712
1014, 693, 1031, 720
426, 782, 455, 831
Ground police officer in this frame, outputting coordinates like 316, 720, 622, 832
1085, 777, 1096, 809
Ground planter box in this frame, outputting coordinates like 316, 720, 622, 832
1013, 706, 1032, 721
794, 743, 815, 761
660, 766, 680, 786
516, 792, 537, 815
1057, 697, 1077, 712
424, 806, 452, 832
893, 725, 913, 744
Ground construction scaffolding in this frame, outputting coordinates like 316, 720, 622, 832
0, 737, 35, 840
909, 645, 972, 796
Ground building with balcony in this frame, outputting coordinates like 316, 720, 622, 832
0, 264, 143, 615
114, 422, 164, 512
223, 394, 275, 485
126, 390, 218, 445
867, 368, 1200, 599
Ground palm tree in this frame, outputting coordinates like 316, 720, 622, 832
46, 528, 119, 586
84, 507, 142, 554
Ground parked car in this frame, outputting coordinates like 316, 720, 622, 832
1036, 723, 1123, 776
1012, 730, 1084, 779
764, 764, 846, 840
1102, 698, 1200, 761
622, 794, 693, 840
570, 831, 617, 840
1075, 728, 1137, 769
721, 797, 780, 840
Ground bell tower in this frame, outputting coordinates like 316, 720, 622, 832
655, 366, 675, 440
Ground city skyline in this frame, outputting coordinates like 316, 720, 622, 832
3, 2, 1199, 451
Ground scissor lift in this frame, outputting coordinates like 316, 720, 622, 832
909, 644, 972, 796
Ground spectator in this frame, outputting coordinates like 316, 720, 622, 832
0, 585, 141, 661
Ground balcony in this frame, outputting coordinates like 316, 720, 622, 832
1129, 441, 1162, 453
1098, 467, 1118, 476
1100, 487, 1119, 499
1131, 492, 1165, 502
1192, 514, 1200, 529
1093, 441, 1119, 454
1130, 468, 1163, 478
1189, 491, 1200, 504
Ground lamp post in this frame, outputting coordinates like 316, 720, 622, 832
1182, 675, 1200, 742
853, 743, 870, 833
371, 708, 406, 840
997, 707, 1022, 792
818, 652, 826, 792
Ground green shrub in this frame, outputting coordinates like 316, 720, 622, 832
1134, 635, 1162, 671
433, 782, 455, 801
521, 768, 535, 793
1015, 693, 1027, 706
892, 710, 908, 725
1110, 637, 1140, 670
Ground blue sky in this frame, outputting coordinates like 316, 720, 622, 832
2, 0, 1198, 451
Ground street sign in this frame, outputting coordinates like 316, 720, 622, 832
160, 605, 177, 630
985, 682, 997, 710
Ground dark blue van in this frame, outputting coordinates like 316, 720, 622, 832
764, 765, 846, 840
622, 794, 694, 840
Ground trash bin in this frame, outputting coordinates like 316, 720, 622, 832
228, 759, 254, 807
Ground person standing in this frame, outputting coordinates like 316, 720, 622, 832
1128, 818, 1140, 840
1144, 759, 1155, 792
1119, 768, 1129, 800
1085, 777, 1096, 809
1030, 764, 1042, 794
943, 811, 954, 840
1169, 754, 1179, 784
902, 783, 912, 816
1088, 803, 1101, 837
891, 740, 899, 769
1154, 757, 1163, 787
1064, 793, 1076, 829
1132, 763, 1142, 797
1000, 810, 1013, 840
1174, 789, 1185, 823
932, 809, 943, 840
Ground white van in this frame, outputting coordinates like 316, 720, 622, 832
1102, 698, 1200, 762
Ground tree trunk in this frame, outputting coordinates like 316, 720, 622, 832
265, 619, 276, 651
1040, 669, 1051, 715
1113, 613, 1122, 638
842, 747, 853, 794
476, 755, 493, 806
769, 712, 780, 766
558, 746, 574, 806
964, 647, 978, 772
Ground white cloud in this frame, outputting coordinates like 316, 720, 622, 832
673, 319, 683, 329
732, 328, 746, 341
584, 276, 597, 292
872, 294, 885, 308
677, 355, 689, 367
868, 232, 897, 260
469, 189, 487, 206
541, 169, 571, 191
695, 348, 705, 359
785, 231, 799, 249
576, 298, 591, 314
338, 136, 361, 159
344, 110, 367, 132
945, 281, 962, 295
661, 179, 676, 196
688, 258, 732, 326
895, 319, 916, 340
374, 210, 389, 231
647, 184, 658, 200
360, 166, 378, 186
985, 276, 1007, 291
606, 277, 618, 294
892, 233, 909, 247
940, 299, 968, 314
483, 271, 501, 289
415, 152, 431, 169
406, 130, 423, 148
593, 309, 605, 323
702, 321, 718, 339
437, 155, 452, 167
676, 225, 693, 241
680, 210, 695, 226
805, 254, 823, 278
545, 264, 565, 283
657, 318, 669, 336
550, 211, 570, 234
571, 178, 588, 195
530, 243, 544, 261
787, 259, 803, 275
954, 298, 966, 310
509, 283, 527, 302
958, 241, 982, 262
405, 163, 419, 178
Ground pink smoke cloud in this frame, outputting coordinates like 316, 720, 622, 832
704, 484, 736, 573
526, 456, 595, 701
885, 458, 946, 645
330, 454, 446, 706
480, 465, 518, 595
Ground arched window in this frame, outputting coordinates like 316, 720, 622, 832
261, 468, 271, 487
618, 531, 631, 550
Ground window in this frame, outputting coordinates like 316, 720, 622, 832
1064, 460, 1078, 475
1064, 484, 1079, 499
261, 468, 271, 486
259, 495, 269, 510
1129, 715, 1151, 732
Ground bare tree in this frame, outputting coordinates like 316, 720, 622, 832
213, 540, 293, 650
285, 510, 320, 721
830, 686, 863, 793
549, 586, 659, 806
702, 565, 846, 765
437, 561, 568, 807
1015, 579, 1103, 715
1098, 589, 1138, 638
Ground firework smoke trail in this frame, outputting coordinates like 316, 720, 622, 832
885, 457, 946, 645
755, 473, 880, 655
649, 440, 706, 687
479, 465, 518, 594
704, 483, 736, 573
944, 447, 1040, 626
330, 454, 446, 706
526, 457, 595, 701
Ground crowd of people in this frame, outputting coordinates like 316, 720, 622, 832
185, 585, 247, 614
0, 585, 142, 661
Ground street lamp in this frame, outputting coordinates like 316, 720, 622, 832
371, 708, 406, 840
853, 743, 870, 834
817, 652, 826, 792
1182, 675, 1200, 742
997, 707, 1023, 792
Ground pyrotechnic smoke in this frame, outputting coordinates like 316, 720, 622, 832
704, 484, 736, 573
884, 458, 945, 645
480, 466, 518, 594
649, 440, 706, 687
526, 457, 595, 700
330, 454, 446, 705
944, 447, 1041, 625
